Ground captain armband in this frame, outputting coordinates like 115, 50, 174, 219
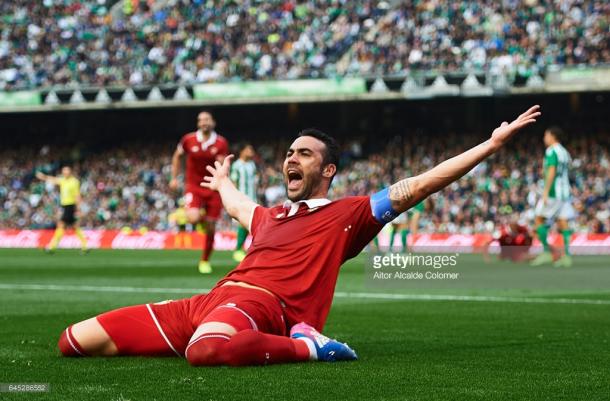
370, 187, 399, 224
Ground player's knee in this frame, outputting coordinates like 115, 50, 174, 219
205, 221, 216, 233
186, 340, 224, 366
185, 209, 201, 224
64, 318, 119, 357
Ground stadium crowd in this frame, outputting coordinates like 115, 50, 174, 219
1, 0, 609, 89
1, 132, 608, 234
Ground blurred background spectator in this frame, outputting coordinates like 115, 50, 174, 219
1, 0, 608, 90
1, 130, 607, 234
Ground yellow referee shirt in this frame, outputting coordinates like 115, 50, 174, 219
58, 177, 80, 206
169, 207, 188, 226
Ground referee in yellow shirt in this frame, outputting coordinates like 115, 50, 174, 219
36, 166, 88, 253
169, 199, 192, 248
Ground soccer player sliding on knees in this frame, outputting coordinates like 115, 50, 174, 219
58, 106, 541, 366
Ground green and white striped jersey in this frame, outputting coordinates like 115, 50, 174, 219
543, 143, 571, 200
231, 159, 257, 201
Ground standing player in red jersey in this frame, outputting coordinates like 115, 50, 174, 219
58, 106, 541, 366
170, 111, 228, 274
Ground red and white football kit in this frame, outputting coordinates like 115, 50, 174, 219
178, 130, 228, 220
496, 223, 532, 261
91, 197, 383, 358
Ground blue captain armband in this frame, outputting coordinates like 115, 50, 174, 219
370, 187, 399, 224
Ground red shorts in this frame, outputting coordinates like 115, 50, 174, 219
96, 285, 286, 357
184, 185, 222, 220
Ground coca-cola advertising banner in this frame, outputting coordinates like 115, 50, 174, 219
0, 230, 608, 254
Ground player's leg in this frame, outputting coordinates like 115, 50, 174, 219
174, 231, 183, 248
201, 218, 216, 263
175, 225, 186, 248
232, 225, 248, 262
184, 191, 209, 272
47, 220, 66, 252
185, 300, 310, 366
531, 214, 553, 265
554, 218, 573, 267
554, 200, 576, 267
187, 322, 357, 366
198, 193, 222, 273
184, 230, 192, 248
58, 317, 118, 357
73, 223, 88, 252
67, 208, 88, 253
371, 236, 379, 252
185, 289, 356, 366
409, 211, 420, 246
184, 191, 203, 225
531, 199, 559, 266
59, 303, 184, 358
389, 223, 398, 251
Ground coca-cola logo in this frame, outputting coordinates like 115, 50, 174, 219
0, 230, 41, 248
111, 232, 167, 249
57, 231, 103, 249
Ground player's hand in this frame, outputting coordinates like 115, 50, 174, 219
35, 171, 45, 180
201, 154, 234, 191
489, 105, 541, 152
169, 178, 179, 191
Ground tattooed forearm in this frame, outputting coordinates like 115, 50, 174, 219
389, 178, 414, 209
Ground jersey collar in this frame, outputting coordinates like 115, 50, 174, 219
196, 130, 217, 149
283, 198, 331, 217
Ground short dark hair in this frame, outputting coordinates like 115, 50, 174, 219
237, 142, 252, 152
297, 128, 340, 172
546, 126, 565, 142
198, 110, 214, 118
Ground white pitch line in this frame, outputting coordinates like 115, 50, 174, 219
1, 283, 609, 305
0, 283, 202, 294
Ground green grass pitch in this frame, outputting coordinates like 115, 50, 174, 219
1, 249, 609, 401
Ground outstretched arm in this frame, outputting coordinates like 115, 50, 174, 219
201, 155, 258, 230
35, 172, 60, 185
372, 105, 541, 221
169, 147, 184, 191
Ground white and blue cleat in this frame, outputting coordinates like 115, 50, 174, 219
290, 322, 358, 362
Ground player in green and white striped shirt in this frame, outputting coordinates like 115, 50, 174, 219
531, 126, 575, 267
230, 144, 258, 262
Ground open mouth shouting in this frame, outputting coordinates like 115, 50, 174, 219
287, 168, 303, 192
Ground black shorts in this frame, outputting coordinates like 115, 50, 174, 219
61, 205, 77, 225
178, 224, 187, 232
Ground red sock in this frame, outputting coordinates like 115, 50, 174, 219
202, 232, 214, 261
58, 326, 88, 357
186, 330, 311, 366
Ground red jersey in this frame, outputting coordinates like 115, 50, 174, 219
178, 131, 228, 189
497, 224, 531, 247
217, 196, 383, 331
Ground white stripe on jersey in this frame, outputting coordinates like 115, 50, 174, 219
551, 143, 571, 201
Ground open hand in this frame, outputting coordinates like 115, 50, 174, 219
201, 154, 234, 191
489, 105, 541, 152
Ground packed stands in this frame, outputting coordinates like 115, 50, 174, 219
1, 132, 608, 234
1, 0, 608, 90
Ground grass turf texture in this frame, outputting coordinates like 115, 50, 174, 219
0, 249, 609, 401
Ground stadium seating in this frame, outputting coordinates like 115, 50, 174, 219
1, 132, 607, 234
1, 0, 609, 90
